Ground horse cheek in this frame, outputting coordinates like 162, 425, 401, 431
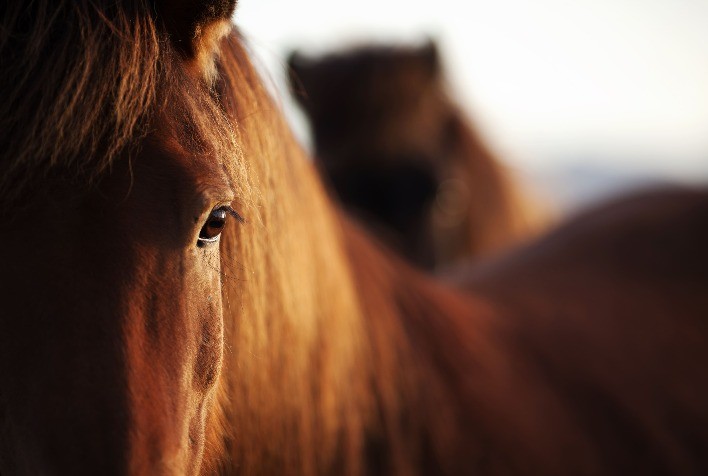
190, 259, 225, 393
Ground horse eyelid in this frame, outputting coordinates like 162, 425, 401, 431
196, 206, 245, 247
223, 205, 245, 224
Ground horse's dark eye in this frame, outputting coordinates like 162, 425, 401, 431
200, 208, 227, 239
197, 206, 244, 246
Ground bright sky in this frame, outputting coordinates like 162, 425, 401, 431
234, 0, 708, 187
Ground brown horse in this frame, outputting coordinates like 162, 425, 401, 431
1, 1, 707, 475
288, 43, 544, 270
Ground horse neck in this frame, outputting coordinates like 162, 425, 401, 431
340, 224, 511, 472
447, 110, 547, 256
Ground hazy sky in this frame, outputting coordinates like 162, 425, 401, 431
234, 0, 708, 183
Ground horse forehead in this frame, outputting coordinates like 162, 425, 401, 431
138, 131, 235, 199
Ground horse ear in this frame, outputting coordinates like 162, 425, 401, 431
419, 38, 440, 76
288, 52, 311, 80
287, 51, 313, 102
154, 0, 237, 57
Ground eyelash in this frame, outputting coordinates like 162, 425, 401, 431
221, 205, 245, 223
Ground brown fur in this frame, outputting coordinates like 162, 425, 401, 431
1, 2, 707, 475
289, 44, 545, 270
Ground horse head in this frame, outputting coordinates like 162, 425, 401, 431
289, 41, 544, 269
0, 1, 238, 473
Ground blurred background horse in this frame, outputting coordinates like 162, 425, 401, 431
289, 42, 545, 270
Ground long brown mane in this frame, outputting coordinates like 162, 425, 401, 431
206, 37, 424, 473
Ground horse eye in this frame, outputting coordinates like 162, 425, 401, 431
198, 206, 243, 245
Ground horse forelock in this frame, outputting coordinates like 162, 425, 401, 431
0, 1, 245, 207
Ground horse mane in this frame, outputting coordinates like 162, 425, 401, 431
208, 37, 378, 472
204, 35, 526, 474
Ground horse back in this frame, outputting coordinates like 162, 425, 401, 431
456, 186, 708, 474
